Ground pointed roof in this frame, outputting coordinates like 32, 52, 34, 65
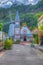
21, 26, 33, 37
15, 11, 20, 22
38, 15, 43, 22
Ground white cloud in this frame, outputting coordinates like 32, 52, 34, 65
0, 0, 8, 3
7, 1, 12, 5
30, 0, 33, 1
0, 1, 13, 8
0, 0, 39, 7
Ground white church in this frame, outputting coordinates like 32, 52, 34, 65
8, 11, 33, 41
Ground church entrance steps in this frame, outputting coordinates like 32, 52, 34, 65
20, 41, 32, 45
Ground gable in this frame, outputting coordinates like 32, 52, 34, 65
21, 26, 33, 36
38, 15, 43, 22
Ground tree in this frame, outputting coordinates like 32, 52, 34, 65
0, 23, 3, 31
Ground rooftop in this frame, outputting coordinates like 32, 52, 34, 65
15, 11, 20, 22
38, 15, 43, 22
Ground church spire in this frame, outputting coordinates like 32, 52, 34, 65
15, 11, 20, 22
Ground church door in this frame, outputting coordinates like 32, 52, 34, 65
24, 36, 26, 41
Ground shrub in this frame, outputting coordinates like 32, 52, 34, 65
33, 34, 38, 44
9, 38, 14, 44
15, 40, 20, 44
0, 23, 3, 31
4, 39, 13, 50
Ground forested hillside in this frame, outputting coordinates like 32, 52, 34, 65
0, 0, 43, 32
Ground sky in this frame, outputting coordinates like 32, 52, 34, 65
0, 0, 39, 4
0, 0, 39, 8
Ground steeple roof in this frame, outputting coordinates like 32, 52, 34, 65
15, 11, 20, 22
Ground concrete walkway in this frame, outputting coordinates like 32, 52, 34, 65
0, 44, 43, 65
20, 41, 31, 45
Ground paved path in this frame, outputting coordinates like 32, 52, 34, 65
0, 44, 43, 65
20, 41, 31, 45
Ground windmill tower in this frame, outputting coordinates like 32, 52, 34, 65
14, 11, 20, 41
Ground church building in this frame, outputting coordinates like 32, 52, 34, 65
8, 11, 33, 42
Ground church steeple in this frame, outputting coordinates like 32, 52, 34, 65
15, 11, 20, 22
15, 11, 20, 28
14, 11, 20, 41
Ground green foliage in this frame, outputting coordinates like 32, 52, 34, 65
15, 40, 20, 44
2, 12, 43, 32
9, 38, 14, 44
38, 22, 43, 32
4, 39, 13, 50
0, 23, 3, 31
34, 12, 43, 20
0, 0, 43, 20
0, 0, 43, 32
33, 34, 38, 44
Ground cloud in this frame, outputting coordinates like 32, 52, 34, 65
0, 1, 13, 8
0, 0, 39, 8
7, 1, 12, 5
0, 0, 8, 3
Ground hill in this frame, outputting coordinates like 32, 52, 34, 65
0, 0, 43, 32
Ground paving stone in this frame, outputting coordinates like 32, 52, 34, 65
0, 44, 43, 65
